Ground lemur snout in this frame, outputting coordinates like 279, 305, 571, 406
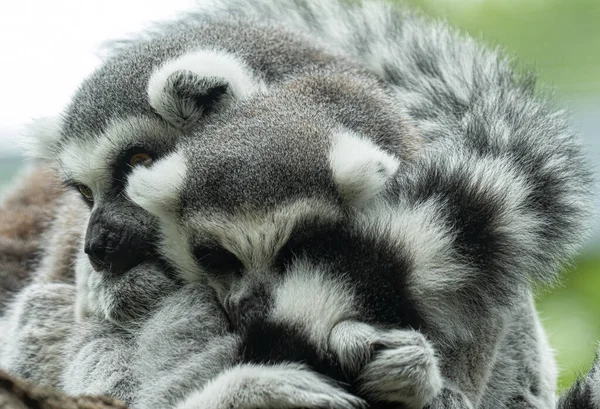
225, 289, 269, 330
84, 208, 149, 275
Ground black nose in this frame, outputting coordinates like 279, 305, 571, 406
227, 291, 268, 329
84, 227, 144, 275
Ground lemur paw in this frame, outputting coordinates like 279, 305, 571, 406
175, 363, 367, 409
329, 321, 442, 409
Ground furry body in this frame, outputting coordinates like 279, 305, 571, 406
0, 0, 596, 408
1, 279, 366, 409
3, 10, 402, 408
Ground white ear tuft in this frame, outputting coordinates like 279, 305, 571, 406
330, 130, 400, 208
126, 150, 186, 220
18, 117, 63, 161
147, 49, 266, 129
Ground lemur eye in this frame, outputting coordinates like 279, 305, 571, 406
129, 152, 153, 168
193, 245, 243, 275
77, 185, 94, 202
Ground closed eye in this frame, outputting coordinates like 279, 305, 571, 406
274, 220, 339, 271
193, 244, 244, 276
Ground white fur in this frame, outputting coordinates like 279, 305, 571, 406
147, 48, 267, 128
126, 150, 186, 221
329, 129, 399, 208
74, 242, 95, 322
328, 320, 378, 375
532, 299, 559, 409
19, 116, 63, 160
58, 115, 179, 196
174, 363, 367, 409
326, 320, 442, 408
271, 263, 358, 350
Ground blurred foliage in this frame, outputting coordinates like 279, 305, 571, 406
395, 0, 600, 389
401, 0, 600, 96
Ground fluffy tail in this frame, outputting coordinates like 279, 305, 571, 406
558, 348, 600, 409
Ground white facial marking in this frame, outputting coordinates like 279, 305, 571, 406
152, 198, 341, 286
126, 150, 186, 221
58, 115, 178, 196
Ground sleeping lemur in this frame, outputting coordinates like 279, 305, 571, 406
125, 23, 593, 409
4, 66, 430, 409
25, 13, 389, 324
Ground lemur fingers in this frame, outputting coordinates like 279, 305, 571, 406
174, 363, 367, 409
358, 329, 442, 408
328, 321, 442, 409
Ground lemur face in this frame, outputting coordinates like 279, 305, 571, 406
127, 88, 402, 326
28, 48, 264, 277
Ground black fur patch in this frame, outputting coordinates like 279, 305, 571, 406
238, 318, 407, 409
238, 318, 346, 382
276, 218, 424, 329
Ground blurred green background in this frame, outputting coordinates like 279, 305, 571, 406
0, 0, 598, 392
400, 0, 600, 389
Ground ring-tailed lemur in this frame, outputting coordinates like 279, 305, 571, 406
4, 7, 428, 407
125, 14, 593, 409
2, 12, 407, 408
25, 11, 382, 321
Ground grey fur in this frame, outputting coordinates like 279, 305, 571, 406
26, 12, 377, 324
0, 283, 76, 388
1, 279, 367, 409
5, 9, 391, 408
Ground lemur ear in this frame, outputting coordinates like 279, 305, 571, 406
147, 49, 266, 130
19, 116, 63, 161
126, 150, 186, 221
329, 130, 400, 208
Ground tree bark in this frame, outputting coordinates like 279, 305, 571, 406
0, 370, 128, 409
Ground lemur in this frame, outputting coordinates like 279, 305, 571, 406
5, 58, 430, 409
125, 21, 593, 409
2, 10, 420, 408
2, 0, 596, 406
25, 13, 386, 323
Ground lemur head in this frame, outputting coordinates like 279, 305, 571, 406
26, 39, 265, 277
127, 72, 414, 325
